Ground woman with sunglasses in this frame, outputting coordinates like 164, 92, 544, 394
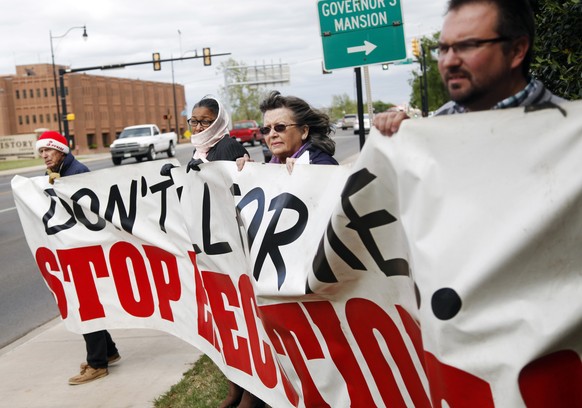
237, 91, 338, 173
189, 96, 248, 161
262, 90, 337, 166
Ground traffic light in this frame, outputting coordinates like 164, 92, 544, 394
382, 63, 390, 70
411, 38, 421, 58
153, 52, 161, 71
203, 48, 211, 66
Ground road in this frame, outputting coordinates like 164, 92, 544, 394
0, 130, 361, 348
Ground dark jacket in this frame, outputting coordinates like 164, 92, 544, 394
305, 145, 338, 165
58, 153, 90, 176
195, 135, 248, 162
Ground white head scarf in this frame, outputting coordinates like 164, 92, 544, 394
190, 96, 230, 160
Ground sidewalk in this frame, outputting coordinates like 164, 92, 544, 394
0, 318, 202, 408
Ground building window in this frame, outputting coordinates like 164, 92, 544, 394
46, 114, 50, 123
44, 88, 48, 97
23, 90, 26, 99
18, 116, 23, 125
87, 133, 96, 149
16, 90, 20, 99
29, 89, 33, 98
26, 115, 30, 124
40, 115, 44, 124
53, 113, 58, 122
36, 89, 40, 98
51, 88, 55, 97
32, 115, 37, 124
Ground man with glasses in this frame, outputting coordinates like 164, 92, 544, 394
373, 0, 564, 136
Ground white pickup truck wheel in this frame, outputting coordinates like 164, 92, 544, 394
167, 141, 176, 157
147, 146, 156, 161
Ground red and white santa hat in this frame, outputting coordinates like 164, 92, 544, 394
36, 131, 70, 154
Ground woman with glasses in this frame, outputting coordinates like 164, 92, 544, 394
237, 91, 338, 173
188, 96, 259, 408
232, 92, 337, 405
188, 96, 248, 161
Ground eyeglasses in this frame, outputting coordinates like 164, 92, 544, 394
433, 37, 510, 58
259, 123, 300, 135
187, 118, 215, 128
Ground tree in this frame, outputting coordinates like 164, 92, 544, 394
409, 34, 448, 113
372, 100, 396, 113
218, 58, 264, 123
531, 0, 582, 100
328, 93, 357, 120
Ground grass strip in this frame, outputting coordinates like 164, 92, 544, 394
154, 355, 229, 408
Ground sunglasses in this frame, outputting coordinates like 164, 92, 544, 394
259, 123, 300, 135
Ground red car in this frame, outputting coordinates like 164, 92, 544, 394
230, 120, 264, 146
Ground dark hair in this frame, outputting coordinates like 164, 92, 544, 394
259, 90, 335, 155
446, 0, 535, 77
193, 97, 219, 116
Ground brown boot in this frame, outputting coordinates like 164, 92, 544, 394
68, 365, 108, 385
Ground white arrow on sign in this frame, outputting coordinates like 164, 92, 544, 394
347, 40, 377, 56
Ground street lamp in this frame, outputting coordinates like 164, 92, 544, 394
176, 48, 198, 117
170, 43, 198, 137
49, 25, 88, 135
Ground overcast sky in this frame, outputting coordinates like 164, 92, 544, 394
1, 0, 447, 113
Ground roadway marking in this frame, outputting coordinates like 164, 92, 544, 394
0, 207, 16, 214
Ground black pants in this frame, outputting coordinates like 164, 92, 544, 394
83, 330, 118, 369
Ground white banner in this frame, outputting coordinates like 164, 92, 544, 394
12, 101, 582, 407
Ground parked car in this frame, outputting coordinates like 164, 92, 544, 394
353, 114, 371, 134
230, 120, 263, 146
341, 114, 357, 130
110, 124, 177, 165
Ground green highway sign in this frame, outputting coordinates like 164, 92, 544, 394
318, 0, 406, 70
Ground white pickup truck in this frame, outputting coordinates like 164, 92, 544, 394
110, 124, 177, 165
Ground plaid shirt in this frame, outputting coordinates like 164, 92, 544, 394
494, 79, 538, 109
437, 79, 551, 115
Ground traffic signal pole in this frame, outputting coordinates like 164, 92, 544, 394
58, 51, 231, 145
354, 67, 366, 150
58, 68, 70, 146
421, 45, 429, 117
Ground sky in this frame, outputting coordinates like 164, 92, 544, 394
1, 0, 447, 114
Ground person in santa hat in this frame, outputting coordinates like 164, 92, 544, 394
36, 130, 121, 384
36, 130, 89, 183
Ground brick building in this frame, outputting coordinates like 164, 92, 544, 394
0, 64, 187, 154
